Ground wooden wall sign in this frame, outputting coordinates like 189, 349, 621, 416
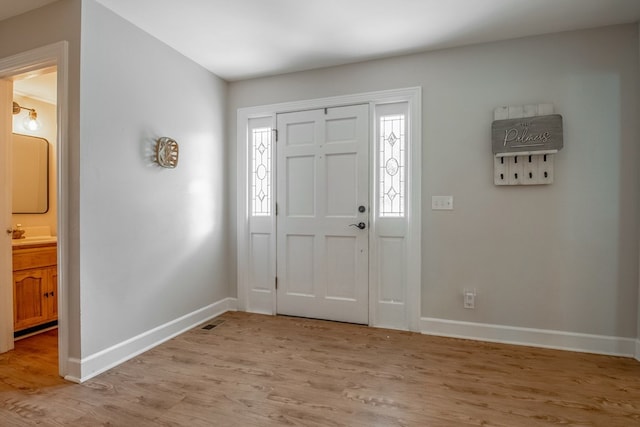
492, 114, 563, 155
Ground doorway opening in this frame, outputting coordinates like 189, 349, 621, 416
8, 68, 59, 376
12, 68, 59, 335
0, 41, 69, 379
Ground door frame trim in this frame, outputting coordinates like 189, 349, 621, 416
0, 41, 69, 376
237, 87, 422, 330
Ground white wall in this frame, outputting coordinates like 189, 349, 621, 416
79, 0, 229, 364
228, 25, 640, 340
12, 94, 57, 234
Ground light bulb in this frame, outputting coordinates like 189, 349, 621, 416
23, 110, 40, 131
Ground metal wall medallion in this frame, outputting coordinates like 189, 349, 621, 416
156, 137, 179, 168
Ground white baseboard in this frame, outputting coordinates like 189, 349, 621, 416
421, 317, 637, 358
65, 297, 237, 383
64, 358, 82, 383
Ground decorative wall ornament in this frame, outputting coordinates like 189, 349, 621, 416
156, 137, 179, 168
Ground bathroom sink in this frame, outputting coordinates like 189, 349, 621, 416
12, 236, 57, 246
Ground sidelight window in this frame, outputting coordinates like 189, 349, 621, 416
379, 114, 406, 217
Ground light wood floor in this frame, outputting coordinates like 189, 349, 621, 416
0, 312, 639, 426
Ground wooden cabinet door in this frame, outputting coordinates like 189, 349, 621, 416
47, 267, 58, 320
13, 268, 48, 330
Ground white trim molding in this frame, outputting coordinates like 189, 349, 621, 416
421, 317, 637, 358
635, 339, 640, 362
65, 298, 237, 383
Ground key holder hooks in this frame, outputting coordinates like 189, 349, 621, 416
492, 104, 563, 186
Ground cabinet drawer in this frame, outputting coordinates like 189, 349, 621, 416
13, 245, 57, 270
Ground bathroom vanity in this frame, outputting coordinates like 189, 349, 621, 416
12, 240, 58, 333
10, 132, 57, 334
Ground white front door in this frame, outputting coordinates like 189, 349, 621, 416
276, 104, 369, 324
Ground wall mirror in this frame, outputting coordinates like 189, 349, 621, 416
12, 133, 49, 214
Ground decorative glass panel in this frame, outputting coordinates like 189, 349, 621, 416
379, 114, 405, 217
252, 127, 272, 216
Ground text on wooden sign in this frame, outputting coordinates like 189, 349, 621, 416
492, 114, 563, 155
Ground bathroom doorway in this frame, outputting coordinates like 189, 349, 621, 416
8, 68, 59, 374
0, 42, 69, 379
11, 68, 59, 336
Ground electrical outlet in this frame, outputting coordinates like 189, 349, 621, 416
463, 288, 476, 309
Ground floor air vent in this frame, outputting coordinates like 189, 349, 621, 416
202, 319, 225, 330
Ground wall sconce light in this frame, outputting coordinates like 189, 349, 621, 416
13, 101, 41, 131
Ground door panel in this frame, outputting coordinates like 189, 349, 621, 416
0, 79, 13, 353
49, 268, 58, 319
285, 234, 315, 296
379, 237, 405, 303
326, 116, 358, 143
326, 235, 358, 299
249, 233, 272, 292
287, 121, 315, 146
326, 153, 357, 216
13, 269, 47, 330
276, 104, 369, 324
286, 156, 315, 216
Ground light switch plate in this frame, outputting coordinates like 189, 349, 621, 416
432, 195, 453, 210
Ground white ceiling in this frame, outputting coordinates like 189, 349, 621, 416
14, 72, 57, 104
93, 0, 640, 81
0, 0, 57, 22
2, 0, 640, 82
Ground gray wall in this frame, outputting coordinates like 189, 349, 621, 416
228, 24, 640, 339
1, 0, 231, 368
79, 0, 229, 356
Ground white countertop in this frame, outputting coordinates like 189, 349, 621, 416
12, 236, 57, 247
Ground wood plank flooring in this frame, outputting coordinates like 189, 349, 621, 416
0, 312, 639, 426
